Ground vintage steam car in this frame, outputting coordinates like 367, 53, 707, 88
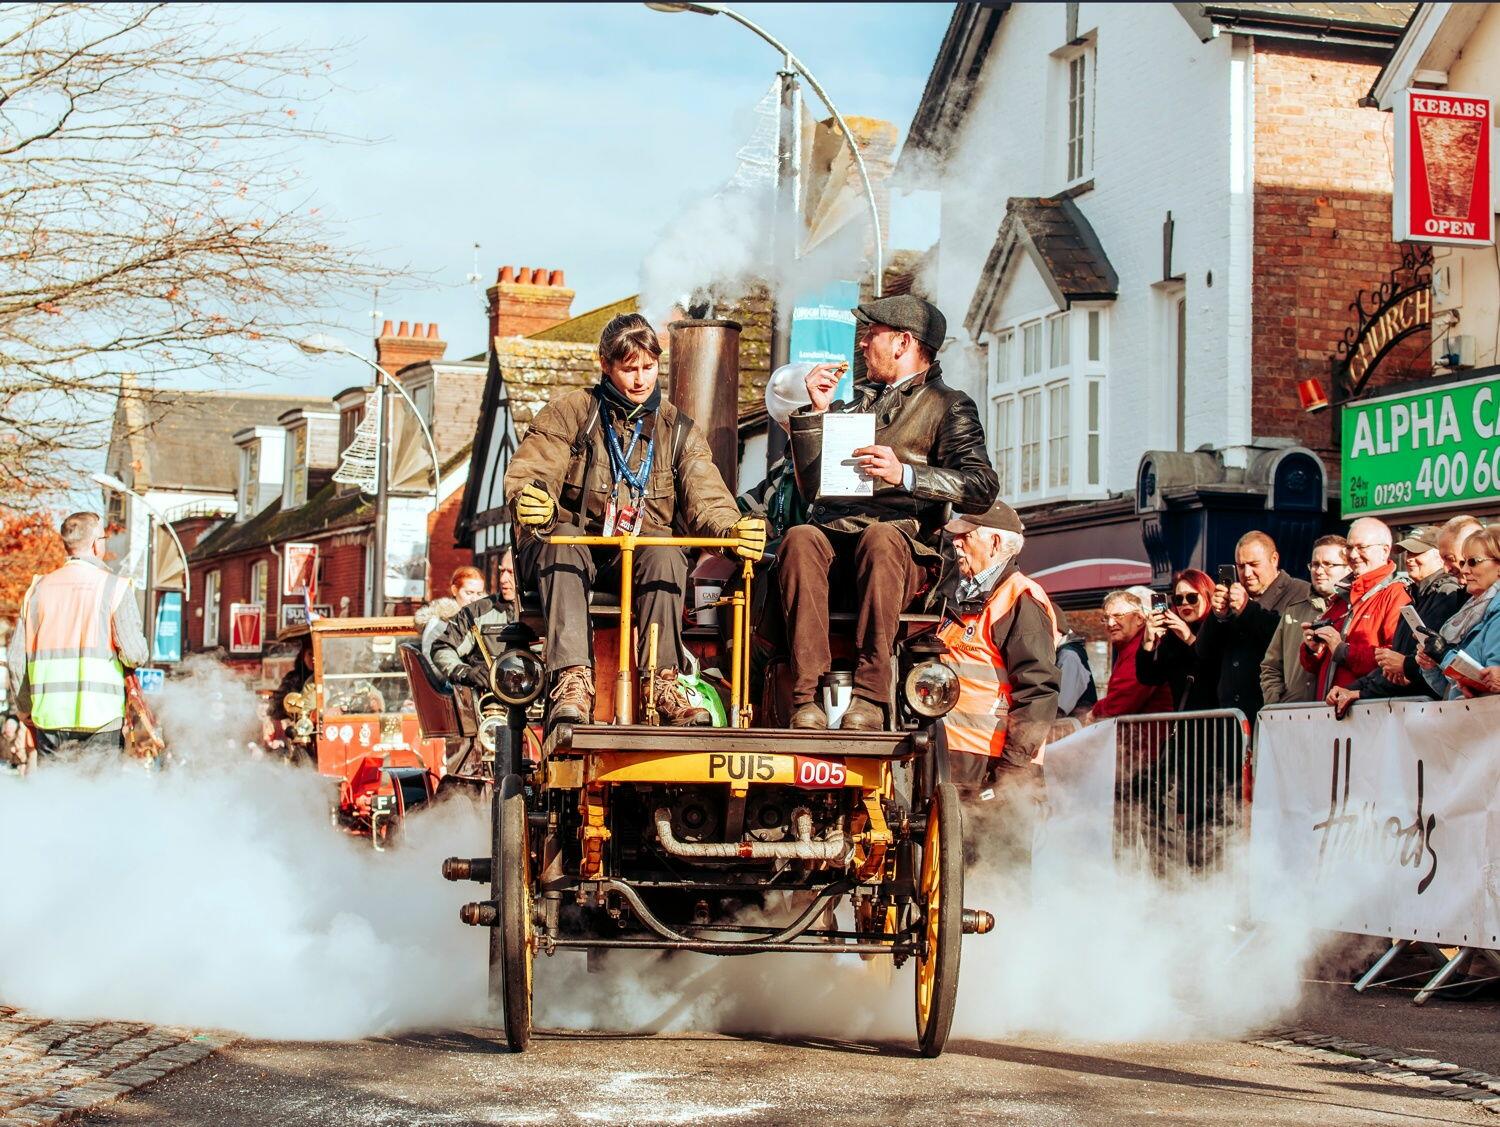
430, 529, 991, 1058
279, 616, 454, 846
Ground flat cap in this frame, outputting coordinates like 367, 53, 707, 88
1396, 526, 1441, 554
945, 500, 1024, 536
852, 294, 947, 353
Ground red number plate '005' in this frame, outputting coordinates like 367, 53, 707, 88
792, 757, 847, 788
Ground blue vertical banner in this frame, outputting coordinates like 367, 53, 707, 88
152, 591, 183, 663
789, 280, 860, 402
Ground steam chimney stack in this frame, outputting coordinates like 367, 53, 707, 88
487, 266, 576, 341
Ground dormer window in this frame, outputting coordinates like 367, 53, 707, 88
238, 441, 260, 520
283, 422, 309, 509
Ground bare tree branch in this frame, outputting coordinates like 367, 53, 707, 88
0, 2, 398, 501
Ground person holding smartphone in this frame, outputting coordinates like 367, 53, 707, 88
1136, 569, 1219, 711
1194, 530, 1310, 722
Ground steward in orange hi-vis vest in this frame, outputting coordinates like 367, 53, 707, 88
935, 502, 1061, 792
939, 569, 1059, 759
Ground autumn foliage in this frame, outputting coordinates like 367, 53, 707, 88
0, 509, 66, 620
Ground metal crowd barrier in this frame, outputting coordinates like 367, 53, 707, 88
1111, 709, 1252, 877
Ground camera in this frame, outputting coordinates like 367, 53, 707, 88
1150, 593, 1168, 614
1216, 564, 1237, 587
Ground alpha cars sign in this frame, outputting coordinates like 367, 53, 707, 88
1393, 90, 1494, 247
1341, 373, 1500, 517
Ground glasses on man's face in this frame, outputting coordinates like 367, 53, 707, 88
1170, 593, 1200, 606
1348, 542, 1385, 554
1103, 612, 1138, 624
1308, 561, 1345, 572
1462, 557, 1499, 570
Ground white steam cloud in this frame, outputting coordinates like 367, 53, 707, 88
0, 660, 488, 1039
0, 661, 1342, 1045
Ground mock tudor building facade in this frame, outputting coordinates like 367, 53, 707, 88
900, 1, 1428, 608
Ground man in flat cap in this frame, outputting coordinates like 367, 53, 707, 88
781, 294, 999, 730
935, 501, 1060, 793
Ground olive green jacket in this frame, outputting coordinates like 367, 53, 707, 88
503, 388, 740, 542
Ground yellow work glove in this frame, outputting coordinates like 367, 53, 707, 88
732, 515, 767, 562
515, 483, 556, 528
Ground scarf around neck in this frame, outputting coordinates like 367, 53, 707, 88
596, 374, 661, 421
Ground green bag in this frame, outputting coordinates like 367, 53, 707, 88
679, 651, 727, 727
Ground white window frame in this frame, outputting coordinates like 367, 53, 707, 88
283, 423, 309, 510
204, 570, 221, 648
249, 559, 269, 609
1061, 42, 1096, 188
984, 303, 1109, 504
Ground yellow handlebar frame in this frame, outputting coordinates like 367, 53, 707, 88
539, 530, 756, 727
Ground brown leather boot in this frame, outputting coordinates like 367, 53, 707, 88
840, 697, 885, 731
790, 702, 828, 730
649, 668, 712, 726
549, 665, 594, 726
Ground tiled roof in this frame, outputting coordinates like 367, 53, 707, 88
1179, 2, 1417, 44
526, 296, 638, 344
1198, 3, 1415, 29
966, 196, 1117, 335
190, 481, 371, 561
120, 391, 327, 494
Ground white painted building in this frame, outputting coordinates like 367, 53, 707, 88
900, 2, 1415, 602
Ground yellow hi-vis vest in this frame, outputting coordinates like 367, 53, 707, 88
22, 560, 130, 732
937, 570, 1057, 760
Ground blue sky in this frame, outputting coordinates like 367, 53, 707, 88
226, 2, 950, 397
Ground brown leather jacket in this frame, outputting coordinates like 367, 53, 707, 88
787, 363, 998, 558
503, 387, 740, 541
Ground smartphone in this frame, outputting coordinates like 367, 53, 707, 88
1216, 564, 1237, 587
1151, 593, 1168, 614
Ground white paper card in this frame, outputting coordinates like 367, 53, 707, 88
819, 412, 876, 497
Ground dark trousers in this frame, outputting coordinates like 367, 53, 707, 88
33, 725, 124, 758
777, 522, 921, 707
517, 522, 689, 672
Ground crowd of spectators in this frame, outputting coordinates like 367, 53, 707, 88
1088, 512, 1500, 724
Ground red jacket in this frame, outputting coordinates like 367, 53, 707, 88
1094, 629, 1175, 718
1300, 560, 1410, 694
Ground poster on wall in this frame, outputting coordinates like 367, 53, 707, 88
1393, 89, 1494, 247
279, 602, 332, 631
151, 591, 183, 663
384, 497, 432, 600
282, 541, 319, 597
790, 280, 860, 401
228, 603, 263, 653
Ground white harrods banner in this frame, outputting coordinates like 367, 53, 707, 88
1250, 698, 1500, 950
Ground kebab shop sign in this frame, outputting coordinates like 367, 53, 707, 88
1343, 374, 1500, 517
1393, 90, 1493, 247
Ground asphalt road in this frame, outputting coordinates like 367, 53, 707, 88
78, 1020, 1491, 1126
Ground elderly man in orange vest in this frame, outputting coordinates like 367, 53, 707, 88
7, 511, 149, 759
937, 500, 1060, 831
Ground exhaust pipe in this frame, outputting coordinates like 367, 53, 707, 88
443, 856, 492, 883
653, 806, 847, 862
961, 908, 995, 935
460, 901, 497, 927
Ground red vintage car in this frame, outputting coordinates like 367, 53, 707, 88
282, 616, 453, 847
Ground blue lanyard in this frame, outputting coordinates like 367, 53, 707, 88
604, 416, 654, 498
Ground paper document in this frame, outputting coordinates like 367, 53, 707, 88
819, 412, 876, 497
1400, 604, 1436, 643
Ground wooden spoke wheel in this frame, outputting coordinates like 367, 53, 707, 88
489, 773, 534, 1051
915, 781, 962, 1058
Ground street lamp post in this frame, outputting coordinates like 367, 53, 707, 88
296, 334, 443, 615
645, 1, 886, 309
90, 472, 193, 658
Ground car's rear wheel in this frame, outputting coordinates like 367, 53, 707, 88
915, 781, 962, 1058
489, 773, 533, 1051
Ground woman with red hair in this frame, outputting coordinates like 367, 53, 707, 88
1136, 568, 1219, 711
